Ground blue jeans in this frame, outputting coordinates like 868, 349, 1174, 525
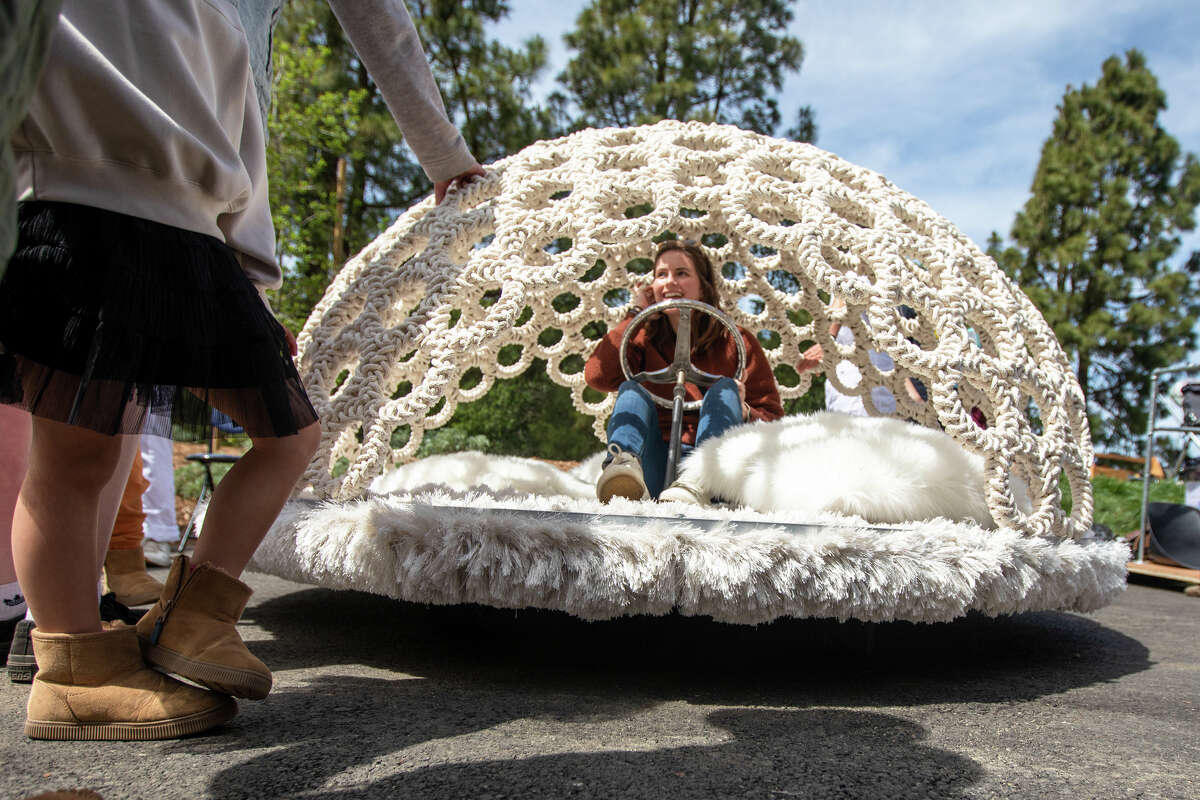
606, 377, 742, 498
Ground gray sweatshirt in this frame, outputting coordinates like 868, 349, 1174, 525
12, 0, 477, 290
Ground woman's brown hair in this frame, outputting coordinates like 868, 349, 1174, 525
648, 239, 729, 355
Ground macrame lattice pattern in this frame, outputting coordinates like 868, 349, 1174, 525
296, 120, 1093, 539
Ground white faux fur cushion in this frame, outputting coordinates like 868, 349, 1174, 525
370, 450, 594, 499
569, 450, 607, 484
676, 412, 1000, 527
370, 414, 1026, 528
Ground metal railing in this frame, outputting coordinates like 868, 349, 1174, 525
1136, 364, 1200, 562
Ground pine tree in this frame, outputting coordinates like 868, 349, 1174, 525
559, 0, 815, 140
989, 50, 1200, 448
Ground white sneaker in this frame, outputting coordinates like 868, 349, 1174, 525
142, 539, 176, 567
596, 444, 649, 502
659, 480, 709, 506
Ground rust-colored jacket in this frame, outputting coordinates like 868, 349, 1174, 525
584, 317, 784, 445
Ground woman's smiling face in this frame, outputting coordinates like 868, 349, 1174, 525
651, 249, 703, 304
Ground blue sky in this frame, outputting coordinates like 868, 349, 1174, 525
491, 0, 1200, 261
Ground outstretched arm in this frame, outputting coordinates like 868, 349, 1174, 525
328, 0, 483, 192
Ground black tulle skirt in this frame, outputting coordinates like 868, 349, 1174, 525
0, 201, 318, 440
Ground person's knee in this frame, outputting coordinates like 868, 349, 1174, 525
295, 420, 321, 460
28, 421, 125, 492
701, 377, 739, 410
280, 421, 320, 466
617, 381, 658, 409
281, 420, 321, 470
247, 420, 320, 474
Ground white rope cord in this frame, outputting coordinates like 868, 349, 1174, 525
295, 120, 1093, 539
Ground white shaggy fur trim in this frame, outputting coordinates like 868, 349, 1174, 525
251, 490, 1127, 624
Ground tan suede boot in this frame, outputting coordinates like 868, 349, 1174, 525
103, 546, 165, 606
25, 626, 236, 741
136, 555, 271, 700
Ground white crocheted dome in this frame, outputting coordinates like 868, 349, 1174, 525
296, 120, 1093, 539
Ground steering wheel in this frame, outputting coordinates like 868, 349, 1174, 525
619, 298, 746, 407
618, 298, 747, 488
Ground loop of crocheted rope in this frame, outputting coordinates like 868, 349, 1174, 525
294, 120, 1093, 539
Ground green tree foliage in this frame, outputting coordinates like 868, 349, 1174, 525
989, 50, 1200, 448
266, 16, 366, 333
422, 359, 604, 459
559, 0, 815, 140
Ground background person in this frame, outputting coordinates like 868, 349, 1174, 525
102, 451, 166, 608
584, 240, 783, 503
138, 434, 181, 567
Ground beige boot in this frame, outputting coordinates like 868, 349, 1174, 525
103, 546, 165, 606
25, 626, 236, 741
136, 555, 271, 700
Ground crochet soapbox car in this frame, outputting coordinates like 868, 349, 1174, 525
248, 121, 1128, 624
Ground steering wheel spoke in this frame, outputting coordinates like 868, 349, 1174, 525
619, 299, 747, 411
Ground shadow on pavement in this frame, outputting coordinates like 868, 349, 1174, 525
192, 587, 1148, 798
197, 699, 981, 800
244, 586, 1151, 709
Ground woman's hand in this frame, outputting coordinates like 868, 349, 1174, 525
630, 284, 658, 318
434, 164, 486, 204
796, 343, 823, 373
635, 284, 656, 309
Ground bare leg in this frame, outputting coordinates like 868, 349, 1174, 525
0, 405, 31, 587
94, 437, 140, 574
192, 421, 320, 577
13, 418, 128, 633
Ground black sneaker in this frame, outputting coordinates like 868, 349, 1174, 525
1, 615, 18, 651
6, 619, 35, 683
99, 592, 146, 625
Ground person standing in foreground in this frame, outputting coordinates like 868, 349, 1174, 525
1, 0, 483, 741
0, 0, 63, 669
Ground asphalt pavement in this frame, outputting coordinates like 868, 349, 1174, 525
1, 569, 1197, 800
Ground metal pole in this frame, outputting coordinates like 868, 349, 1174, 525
663, 308, 694, 488
1137, 371, 1161, 563
665, 369, 686, 486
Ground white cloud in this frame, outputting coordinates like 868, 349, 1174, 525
780, 0, 1200, 248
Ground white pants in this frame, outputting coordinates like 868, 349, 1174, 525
140, 435, 180, 542
825, 325, 897, 417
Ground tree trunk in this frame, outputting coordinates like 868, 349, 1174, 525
332, 156, 347, 266
1077, 351, 1091, 411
